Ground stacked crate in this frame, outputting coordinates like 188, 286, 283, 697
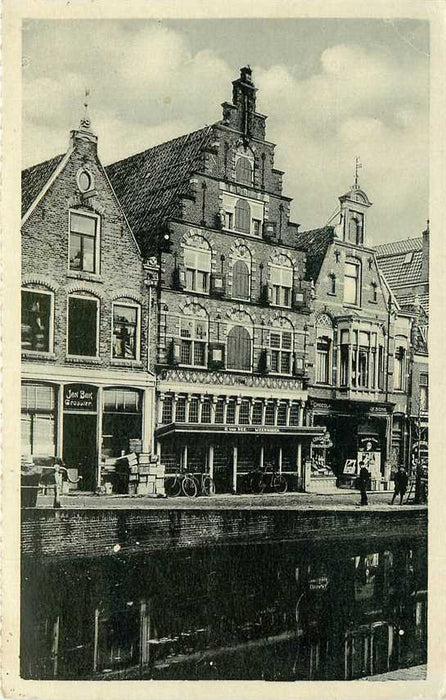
127, 452, 139, 495
137, 453, 155, 495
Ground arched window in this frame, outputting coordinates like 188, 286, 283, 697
232, 260, 250, 300
227, 326, 251, 370
112, 301, 140, 359
235, 199, 251, 233
235, 157, 253, 185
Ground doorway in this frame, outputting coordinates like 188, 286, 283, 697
63, 413, 97, 491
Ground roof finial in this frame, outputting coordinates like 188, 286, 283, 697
80, 88, 91, 130
354, 155, 362, 188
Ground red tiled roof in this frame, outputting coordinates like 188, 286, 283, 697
293, 226, 334, 280
21, 154, 65, 216
106, 127, 213, 257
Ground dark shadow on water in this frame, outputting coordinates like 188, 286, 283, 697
21, 533, 427, 680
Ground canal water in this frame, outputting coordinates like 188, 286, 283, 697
21, 534, 427, 681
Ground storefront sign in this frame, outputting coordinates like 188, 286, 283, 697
64, 384, 97, 411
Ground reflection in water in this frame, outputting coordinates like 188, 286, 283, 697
21, 536, 427, 680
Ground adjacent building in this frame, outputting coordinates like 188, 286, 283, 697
21, 115, 159, 491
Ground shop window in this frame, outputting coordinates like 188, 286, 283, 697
69, 211, 98, 273
270, 330, 293, 374
188, 398, 199, 423
175, 397, 186, 422
289, 403, 300, 426
344, 260, 361, 305
265, 403, 275, 426
235, 157, 253, 185
227, 326, 252, 371
67, 295, 98, 357
239, 401, 250, 425
235, 199, 251, 233
394, 345, 406, 391
161, 396, 173, 424
277, 403, 287, 426
232, 260, 250, 300
226, 400, 236, 424
215, 399, 225, 424
102, 389, 142, 459
420, 373, 428, 411
180, 317, 208, 367
252, 402, 263, 425
184, 246, 211, 293
21, 383, 56, 458
316, 337, 331, 384
201, 401, 212, 423
21, 289, 52, 353
112, 303, 139, 360
270, 264, 293, 307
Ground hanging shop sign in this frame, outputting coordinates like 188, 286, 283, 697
64, 384, 97, 411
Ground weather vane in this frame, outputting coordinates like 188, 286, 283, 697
80, 88, 91, 130
354, 156, 362, 188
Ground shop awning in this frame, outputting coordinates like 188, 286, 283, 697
156, 422, 326, 439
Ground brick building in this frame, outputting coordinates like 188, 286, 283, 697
375, 229, 429, 472
292, 176, 414, 488
21, 115, 158, 491
107, 67, 325, 493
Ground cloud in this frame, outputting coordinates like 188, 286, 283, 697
22, 26, 428, 242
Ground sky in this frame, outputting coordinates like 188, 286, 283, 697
22, 18, 430, 244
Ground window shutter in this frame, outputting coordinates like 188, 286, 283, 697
232, 260, 250, 299
234, 200, 251, 233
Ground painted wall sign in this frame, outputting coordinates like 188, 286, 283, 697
64, 384, 97, 411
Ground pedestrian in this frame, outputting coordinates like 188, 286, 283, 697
391, 466, 408, 505
358, 460, 370, 506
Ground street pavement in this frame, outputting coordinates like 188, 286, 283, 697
33, 489, 427, 510
360, 664, 427, 681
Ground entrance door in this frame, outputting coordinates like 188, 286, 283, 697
63, 414, 97, 491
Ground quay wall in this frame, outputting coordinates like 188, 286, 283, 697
21, 507, 427, 561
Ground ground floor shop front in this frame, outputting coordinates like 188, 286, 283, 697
21, 364, 155, 492
309, 399, 395, 489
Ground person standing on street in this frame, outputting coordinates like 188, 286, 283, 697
391, 466, 409, 505
358, 460, 370, 506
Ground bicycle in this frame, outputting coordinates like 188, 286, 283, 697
165, 471, 198, 498
248, 463, 288, 494
189, 472, 216, 497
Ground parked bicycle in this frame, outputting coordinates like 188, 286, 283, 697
247, 463, 288, 494
190, 472, 216, 497
165, 471, 215, 498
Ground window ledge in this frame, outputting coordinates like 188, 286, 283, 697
343, 303, 361, 309
111, 359, 143, 368
270, 303, 292, 310
67, 271, 103, 283
327, 292, 337, 296
22, 351, 56, 360
66, 355, 103, 364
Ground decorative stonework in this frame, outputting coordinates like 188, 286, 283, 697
110, 289, 142, 303
160, 367, 303, 391
182, 231, 211, 250
270, 252, 294, 267
65, 283, 104, 299
22, 275, 60, 292
229, 239, 253, 260
225, 308, 254, 324
271, 314, 294, 329
316, 312, 333, 328
179, 301, 209, 318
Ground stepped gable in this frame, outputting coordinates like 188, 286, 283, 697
21, 154, 64, 216
106, 126, 213, 257
293, 226, 334, 281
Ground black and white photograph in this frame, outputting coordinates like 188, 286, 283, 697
2, 1, 445, 697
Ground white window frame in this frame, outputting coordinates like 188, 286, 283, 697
178, 316, 208, 368
66, 293, 100, 359
68, 209, 101, 275
270, 264, 293, 308
184, 246, 211, 295
111, 301, 141, 361
270, 328, 293, 376
221, 192, 264, 237
21, 287, 55, 355
344, 259, 361, 306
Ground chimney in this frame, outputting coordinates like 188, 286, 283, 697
421, 220, 429, 283
231, 66, 257, 143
